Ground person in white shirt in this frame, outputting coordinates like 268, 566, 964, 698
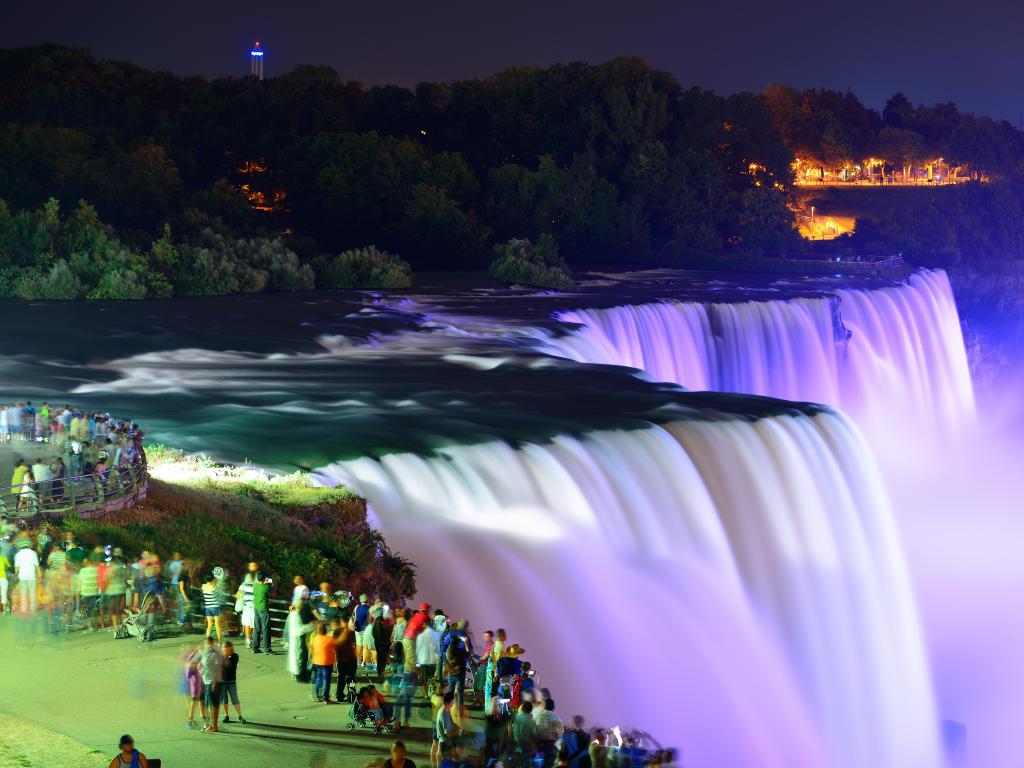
14, 546, 40, 613
32, 459, 52, 501
416, 622, 440, 698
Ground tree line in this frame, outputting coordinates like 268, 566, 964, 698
1, 45, 1024, 297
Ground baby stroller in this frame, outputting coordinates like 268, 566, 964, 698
345, 686, 399, 735
69, 595, 103, 631
114, 592, 157, 642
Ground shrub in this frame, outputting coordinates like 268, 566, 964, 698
87, 266, 148, 300
13, 260, 83, 300
489, 234, 575, 290
322, 245, 413, 289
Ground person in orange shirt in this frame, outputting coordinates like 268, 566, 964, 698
309, 621, 342, 703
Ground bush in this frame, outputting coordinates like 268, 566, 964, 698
322, 245, 413, 289
13, 260, 84, 300
489, 234, 575, 290
88, 266, 148, 300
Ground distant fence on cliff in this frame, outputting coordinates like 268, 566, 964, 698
0, 455, 148, 523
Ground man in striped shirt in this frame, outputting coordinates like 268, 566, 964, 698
78, 558, 101, 631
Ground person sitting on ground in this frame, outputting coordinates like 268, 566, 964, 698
384, 739, 416, 768
108, 734, 148, 768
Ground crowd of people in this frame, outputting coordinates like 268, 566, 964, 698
1, 401, 145, 515
1, 519, 677, 768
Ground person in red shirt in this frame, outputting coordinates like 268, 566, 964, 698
402, 602, 430, 673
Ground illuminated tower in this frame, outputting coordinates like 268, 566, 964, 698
250, 41, 264, 80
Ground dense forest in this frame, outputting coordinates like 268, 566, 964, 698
1, 45, 1024, 298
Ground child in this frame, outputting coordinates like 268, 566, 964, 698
182, 645, 204, 729
387, 646, 416, 728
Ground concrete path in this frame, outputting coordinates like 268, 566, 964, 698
0, 615, 458, 767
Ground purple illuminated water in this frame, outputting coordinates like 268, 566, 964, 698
545, 269, 974, 445
15, 268, 993, 767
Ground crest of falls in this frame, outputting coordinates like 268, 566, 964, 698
319, 408, 942, 768
543, 269, 974, 442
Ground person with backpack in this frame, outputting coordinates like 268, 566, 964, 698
445, 631, 470, 708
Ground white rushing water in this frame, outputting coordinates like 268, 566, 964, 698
544, 269, 975, 443
319, 409, 942, 768
59, 268, 973, 766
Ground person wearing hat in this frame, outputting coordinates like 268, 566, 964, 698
108, 734, 149, 767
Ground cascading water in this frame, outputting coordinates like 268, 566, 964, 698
319, 408, 942, 768
3, 268, 971, 767
544, 269, 974, 442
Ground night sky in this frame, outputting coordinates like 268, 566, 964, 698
4, 0, 1023, 122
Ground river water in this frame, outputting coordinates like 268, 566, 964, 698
0, 268, 1012, 768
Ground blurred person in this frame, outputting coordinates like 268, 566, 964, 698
416, 612, 440, 698
510, 701, 537, 768
198, 636, 224, 732
103, 553, 128, 630
354, 593, 370, 665
220, 640, 247, 724
533, 697, 564, 768
286, 592, 316, 682
404, 601, 431, 675
371, 600, 391, 679
235, 570, 256, 647
108, 734, 149, 768
18, 471, 38, 514
182, 642, 204, 729
14, 541, 39, 613
0, 547, 9, 614
310, 620, 341, 703
484, 628, 506, 712
435, 691, 460, 768
589, 729, 609, 768
166, 551, 184, 621
78, 556, 101, 631
334, 616, 358, 701
384, 740, 416, 768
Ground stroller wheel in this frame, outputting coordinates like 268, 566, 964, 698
384, 722, 396, 734
345, 723, 355, 731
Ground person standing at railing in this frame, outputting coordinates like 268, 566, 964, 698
103, 553, 128, 630
0, 548, 10, 615
11, 459, 28, 489
18, 472, 38, 515
13, 541, 39, 614
8, 404, 23, 442
51, 458, 66, 503
32, 459, 52, 505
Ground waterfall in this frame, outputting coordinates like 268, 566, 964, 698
318, 408, 942, 768
544, 270, 974, 441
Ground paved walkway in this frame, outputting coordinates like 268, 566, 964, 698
0, 616, 455, 768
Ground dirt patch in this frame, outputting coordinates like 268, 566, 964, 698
0, 714, 106, 767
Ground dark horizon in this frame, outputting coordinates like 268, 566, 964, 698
3, 0, 1023, 124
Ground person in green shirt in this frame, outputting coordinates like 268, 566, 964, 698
10, 459, 27, 488
251, 573, 273, 654
510, 701, 538, 766
0, 552, 10, 613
